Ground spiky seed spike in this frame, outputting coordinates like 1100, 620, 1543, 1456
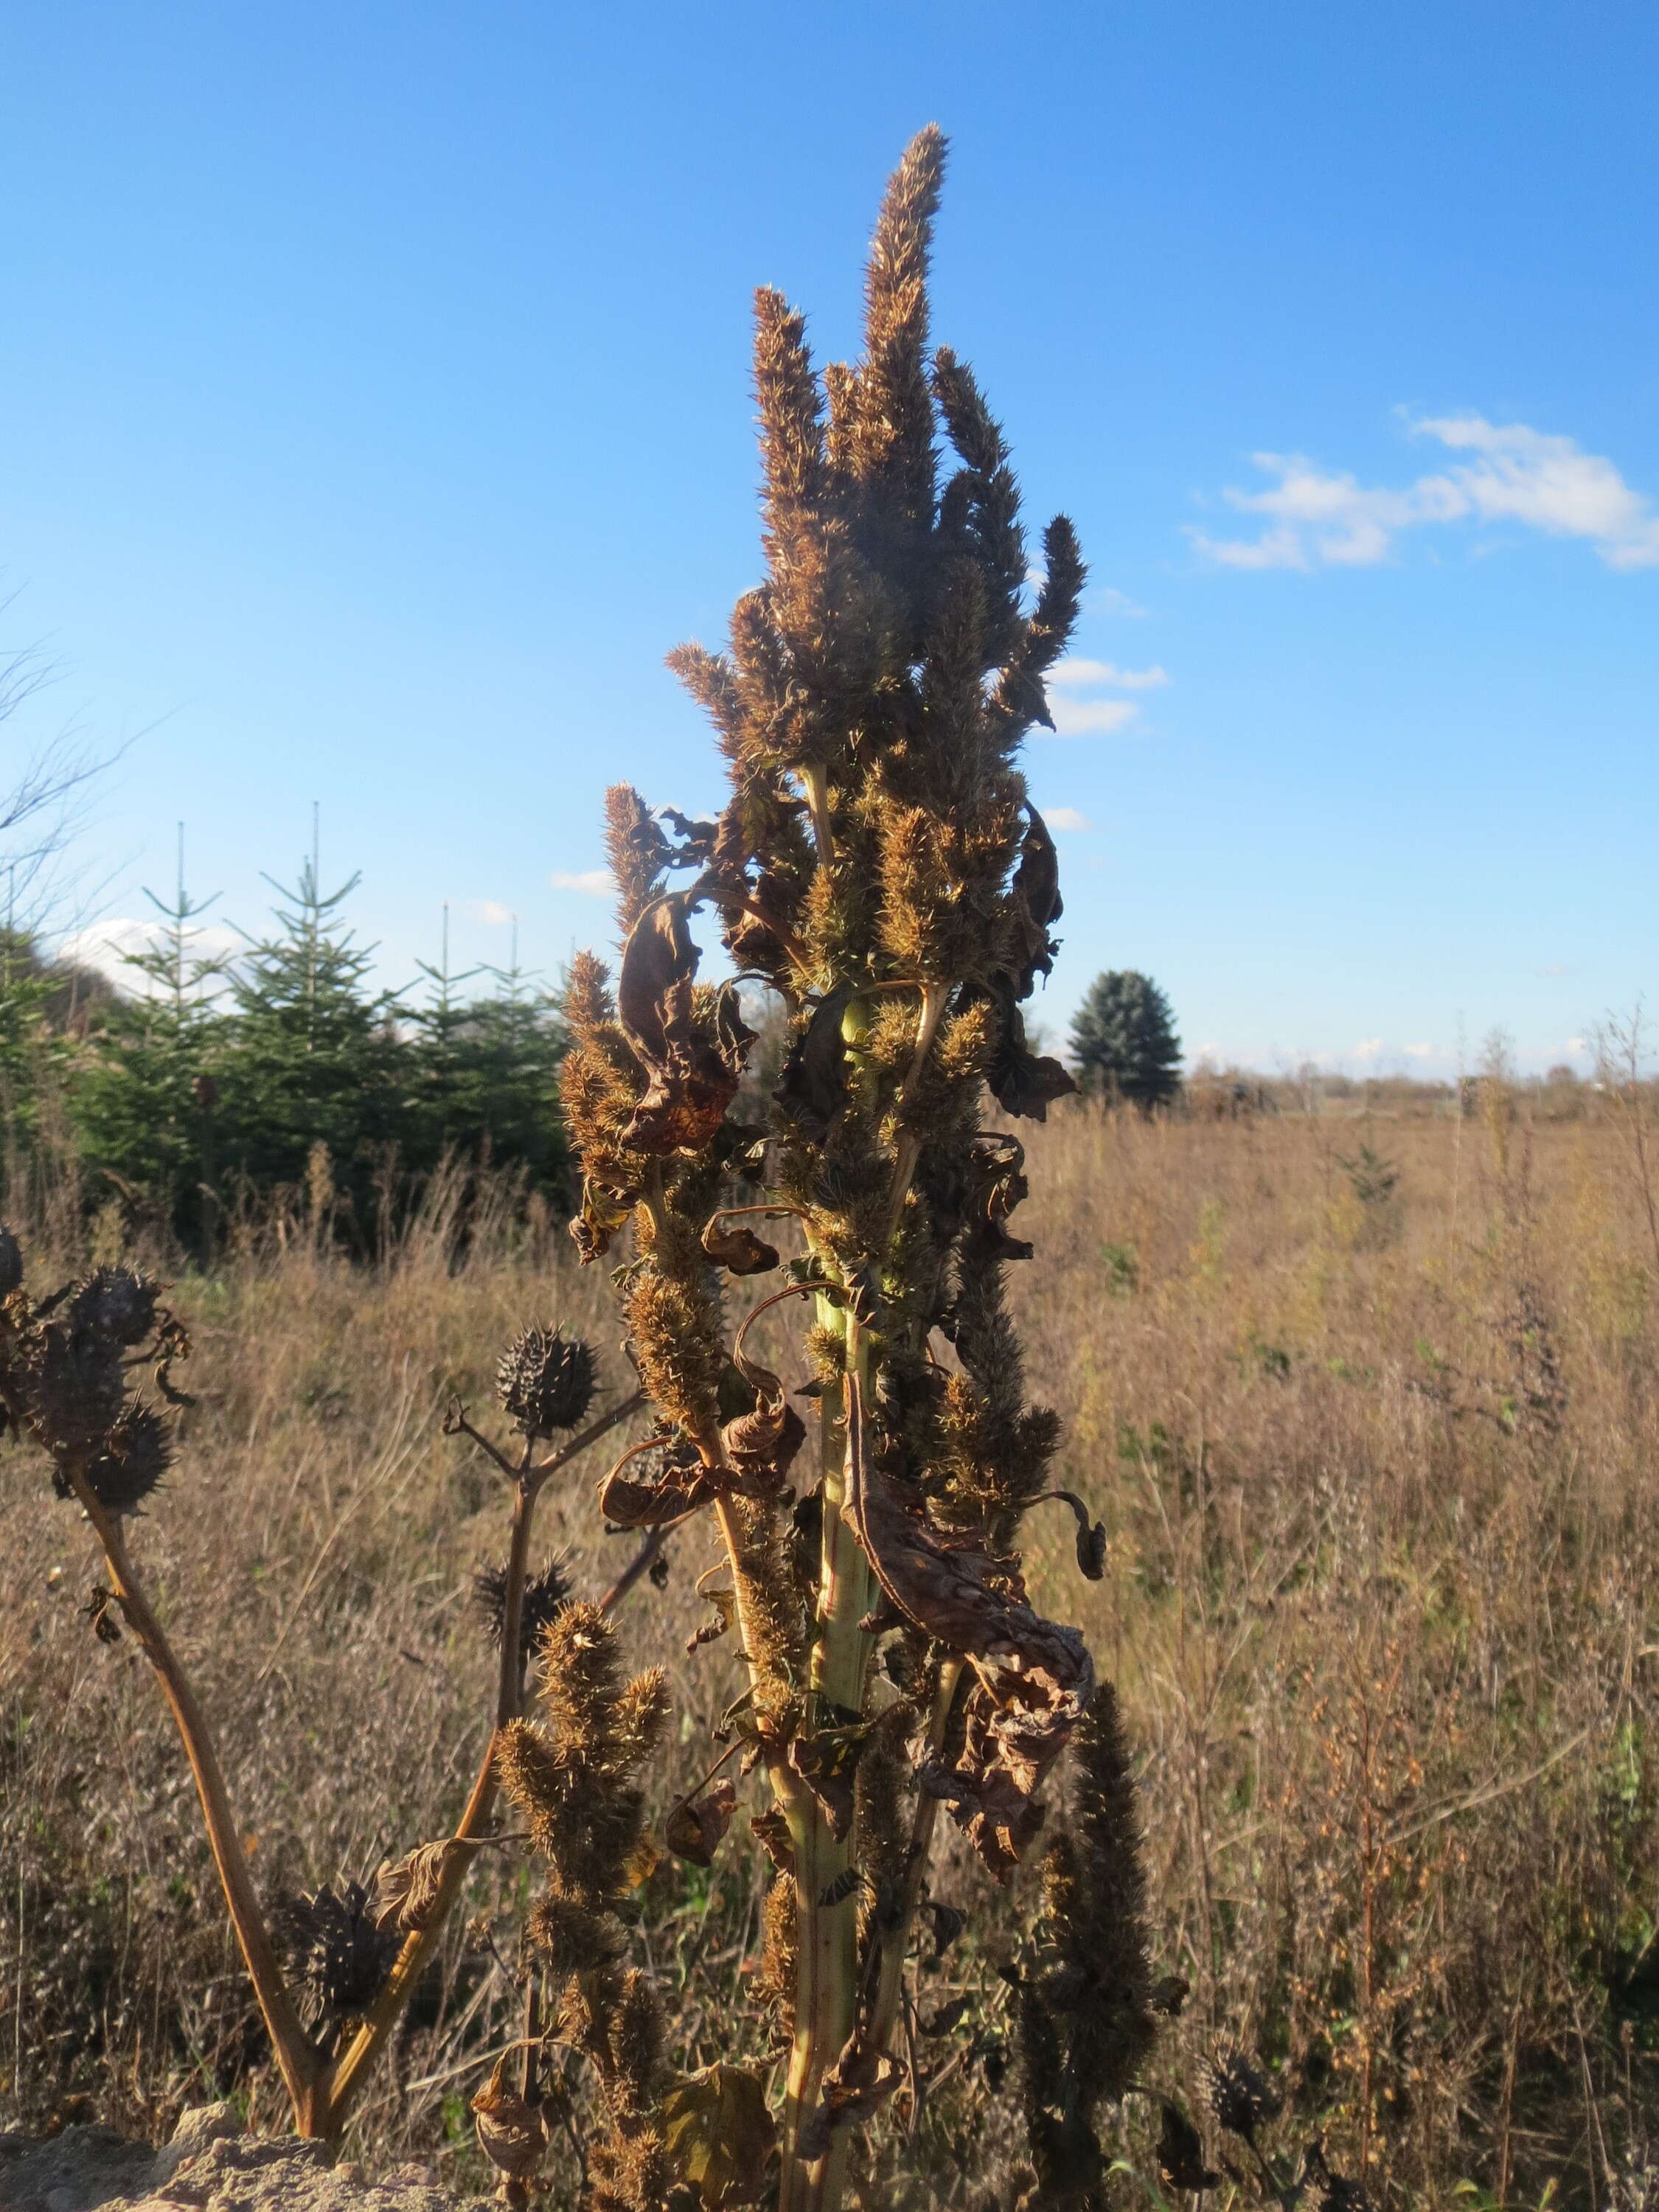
754, 286, 828, 554
564, 947, 615, 1038
996, 515, 1087, 740
603, 785, 671, 933
665, 643, 747, 770
857, 124, 947, 529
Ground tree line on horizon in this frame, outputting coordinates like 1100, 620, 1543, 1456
0, 839, 570, 1253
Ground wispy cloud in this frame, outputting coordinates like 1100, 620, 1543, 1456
1040, 654, 1169, 740
61, 917, 240, 992
475, 899, 513, 925
1191, 415, 1659, 572
1044, 806, 1093, 832
1047, 697, 1140, 737
1402, 1041, 1436, 1060
550, 869, 613, 897
1351, 1037, 1385, 1062
1051, 658, 1169, 690
1093, 585, 1149, 618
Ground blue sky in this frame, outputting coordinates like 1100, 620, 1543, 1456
5, 1, 1656, 1074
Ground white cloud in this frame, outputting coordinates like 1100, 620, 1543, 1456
1403, 1041, 1436, 1060
1044, 806, 1093, 832
1041, 655, 1164, 740
60, 917, 239, 993
1046, 696, 1140, 738
1421, 415, 1659, 570
475, 899, 513, 926
1051, 658, 1169, 690
1093, 586, 1149, 618
549, 869, 613, 897
1191, 415, 1659, 572
1567, 1034, 1588, 1054
1351, 1037, 1385, 1062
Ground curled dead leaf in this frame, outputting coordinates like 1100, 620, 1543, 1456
842, 1372, 1092, 1877
748, 1807, 794, 1875
787, 1722, 868, 1844
372, 1840, 452, 1932
796, 2031, 900, 2163
599, 1436, 715, 1529
1007, 805, 1062, 999
973, 975, 1077, 1122
702, 1219, 781, 1276
1036, 1489, 1107, 1581
967, 1131, 1033, 1259
687, 1581, 737, 1654
1157, 2103, 1220, 2194
666, 1778, 738, 1868
660, 2062, 776, 2209
472, 2059, 548, 2185
773, 987, 854, 1141
617, 894, 754, 1153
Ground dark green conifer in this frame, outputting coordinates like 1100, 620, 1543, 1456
217, 814, 406, 1220
1068, 970, 1181, 1108
72, 828, 228, 1253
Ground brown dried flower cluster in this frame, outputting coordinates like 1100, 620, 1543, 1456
552, 125, 1158, 2211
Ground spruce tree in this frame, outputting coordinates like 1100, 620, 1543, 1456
403, 903, 484, 1166
462, 922, 568, 1192
403, 914, 569, 1192
218, 820, 405, 1220
0, 921, 72, 1192
1069, 968, 1182, 1107
72, 830, 229, 1252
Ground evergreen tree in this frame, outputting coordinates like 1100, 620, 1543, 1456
403, 903, 484, 1166
403, 912, 568, 1190
72, 829, 229, 1250
463, 922, 568, 1191
0, 920, 73, 1189
217, 817, 406, 1217
1070, 969, 1182, 1107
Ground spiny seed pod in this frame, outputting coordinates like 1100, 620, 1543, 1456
69, 1265, 161, 1348
270, 1881, 398, 2028
1200, 2048, 1280, 2147
495, 1324, 599, 1437
474, 1556, 573, 1663
81, 1400, 173, 1516
35, 1324, 128, 1464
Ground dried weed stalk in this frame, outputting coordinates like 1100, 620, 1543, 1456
543, 126, 1179, 2212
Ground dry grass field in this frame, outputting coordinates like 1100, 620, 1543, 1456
5, 1092, 1659, 2209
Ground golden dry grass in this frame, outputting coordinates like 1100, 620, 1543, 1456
4, 1101, 1659, 2208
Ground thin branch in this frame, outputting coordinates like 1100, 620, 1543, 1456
526, 1389, 647, 1499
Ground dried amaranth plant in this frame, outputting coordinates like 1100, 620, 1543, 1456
546, 125, 1165, 2211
